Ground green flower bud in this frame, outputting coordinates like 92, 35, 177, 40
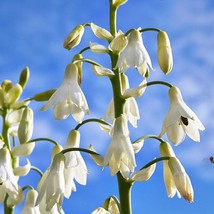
2, 80, 13, 92
32, 89, 56, 101
19, 67, 30, 89
5, 84, 22, 106
0, 87, 5, 108
18, 107, 34, 144
63, 25, 84, 50
157, 31, 173, 75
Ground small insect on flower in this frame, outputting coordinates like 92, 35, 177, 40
180, 116, 188, 126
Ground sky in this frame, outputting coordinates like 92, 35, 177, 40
0, 0, 214, 213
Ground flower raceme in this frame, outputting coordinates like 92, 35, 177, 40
41, 63, 89, 123
160, 86, 205, 145
116, 29, 153, 74
104, 115, 136, 179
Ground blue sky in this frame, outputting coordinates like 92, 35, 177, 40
1, 0, 214, 213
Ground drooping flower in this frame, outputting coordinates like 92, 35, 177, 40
168, 157, 194, 202
160, 86, 205, 145
35, 153, 66, 212
0, 148, 19, 204
41, 63, 89, 123
104, 115, 136, 179
116, 29, 153, 74
63, 130, 88, 198
160, 142, 194, 202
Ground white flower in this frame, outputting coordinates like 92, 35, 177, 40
41, 63, 89, 123
22, 189, 40, 214
116, 29, 153, 73
91, 207, 111, 214
168, 157, 194, 203
160, 142, 194, 202
0, 148, 19, 204
160, 86, 205, 145
104, 115, 136, 179
63, 130, 88, 198
36, 153, 66, 212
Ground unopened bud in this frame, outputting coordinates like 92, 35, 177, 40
2, 80, 13, 92
157, 31, 173, 75
18, 107, 33, 144
5, 84, 22, 106
91, 23, 113, 42
160, 141, 175, 157
19, 67, 30, 89
33, 89, 56, 101
64, 25, 84, 50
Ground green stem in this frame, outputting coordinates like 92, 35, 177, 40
146, 80, 173, 88
117, 173, 133, 214
75, 118, 111, 130
27, 137, 58, 146
4, 194, 14, 214
109, 1, 132, 213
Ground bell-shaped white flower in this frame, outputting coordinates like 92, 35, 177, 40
41, 63, 89, 123
0, 148, 19, 203
116, 29, 153, 73
22, 189, 40, 214
160, 86, 205, 145
63, 130, 88, 198
104, 115, 136, 179
35, 153, 66, 212
168, 157, 194, 203
160, 141, 180, 198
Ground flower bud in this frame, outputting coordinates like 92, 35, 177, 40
33, 89, 56, 101
0, 87, 5, 108
18, 107, 33, 144
5, 84, 22, 106
91, 23, 113, 42
64, 25, 84, 50
92, 65, 115, 77
19, 67, 30, 89
157, 31, 173, 74
11, 142, 35, 157
1, 80, 13, 92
